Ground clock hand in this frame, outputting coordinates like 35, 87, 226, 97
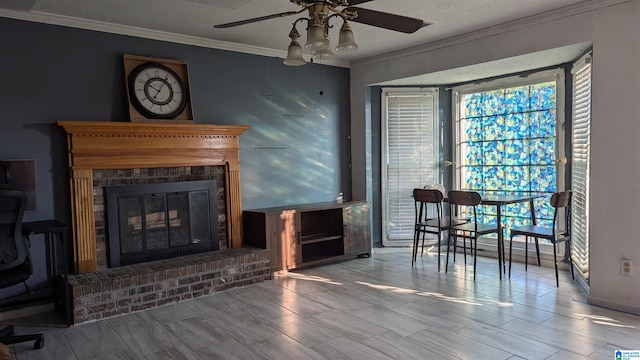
152, 80, 167, 99
148, 84, 161, 94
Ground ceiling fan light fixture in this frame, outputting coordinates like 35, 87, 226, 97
305, 25, 329, 51
214, 2, 430, 63
335, 21, 358, 53
284, 25, 306, 66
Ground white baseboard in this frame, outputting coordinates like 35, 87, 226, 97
586, 295, 640, 316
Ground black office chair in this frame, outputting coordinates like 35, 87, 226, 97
446, 190, 501, 280
0, 189, 44, 349
508, 190, 574, 287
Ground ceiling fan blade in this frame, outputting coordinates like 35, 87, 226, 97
292, 0, 373, 5
214, 11, 300, 28
345, 0, 375, 5
345, 7, 429, 34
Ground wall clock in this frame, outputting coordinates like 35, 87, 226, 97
123, 54, 194, 123
128, 62, 187, 119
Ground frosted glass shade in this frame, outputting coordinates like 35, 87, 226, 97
305, 25, 329, 51
312, 48, 334, 61
335, 23, 358, 53
284, 40, 306, 66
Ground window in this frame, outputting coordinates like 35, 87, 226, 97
382, 88, 439, 246
453, 69, 565, 242
571, 54, 591, 282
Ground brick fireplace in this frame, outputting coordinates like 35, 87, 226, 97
94, 166, 226, 270
58, 121, 271, 324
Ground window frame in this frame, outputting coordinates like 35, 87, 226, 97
451, 68, 567, 257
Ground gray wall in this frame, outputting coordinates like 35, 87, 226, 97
0, 17, 352, 291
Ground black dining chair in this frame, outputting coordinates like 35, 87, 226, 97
445, 190, 501, 280
508, 190, 574, 287
412, 188, 451, 271
0, 189, 45, 349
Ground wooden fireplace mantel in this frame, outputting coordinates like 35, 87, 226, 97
58, 120, 251, 273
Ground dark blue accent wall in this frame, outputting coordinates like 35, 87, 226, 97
0, 17, 351, 289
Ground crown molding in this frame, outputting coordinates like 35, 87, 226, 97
0, 9, 350, 68
352, 0, 631, 67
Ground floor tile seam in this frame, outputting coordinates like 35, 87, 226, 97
309, 311, 387, 342
150, 345, 210, 360
504, 298, 579, 316
426, 293, 516, 317
345, 307, 431, 337
267, 303, 330, 319
196, 340, 268, 360
308, 335, 394, 360
297, 315, 356, 341
385, 304, 470, 329
160, 317, 233, 354
497, 317, 609, 355
497, 301, 561, 324
362, 329, 462, 360
114, 321, 181, 359
53, 327, 82, 360
436, 310, 516, 329
305, 336, 344, 355
224, 291, 293, 316
473, 290, 529, 303
211, 310, 289, 347
360, 330, 442, 359
105, 316, 162, 331
244, 286, 297, 302
307, 287, 381, 311
570, 324, 640, 348
186, 300, 244, 319
462, 321, 569, 357
62, 326, 129, 360
450, 327, 550, 359
255, 332, 332, 359
319, 282, 418, 305
269, 280, 332, 296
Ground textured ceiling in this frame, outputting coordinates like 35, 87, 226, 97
1, 0, 607, 84
2, 0, 595, 63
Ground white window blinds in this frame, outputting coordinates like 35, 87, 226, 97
382, 89, 439, 244
571, 54, 592, 280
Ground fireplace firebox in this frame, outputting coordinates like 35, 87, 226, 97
106, 180, 218, 267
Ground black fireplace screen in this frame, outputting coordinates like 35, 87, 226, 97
106, 180, 218, 267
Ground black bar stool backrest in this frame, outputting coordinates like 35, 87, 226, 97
413, 188, 444, 204
448, 190, 482, 207
413, 188, 444, 224
550, 190, 572, 235
550, 191, 571, 208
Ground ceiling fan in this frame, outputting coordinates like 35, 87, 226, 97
214, 0, 430, 65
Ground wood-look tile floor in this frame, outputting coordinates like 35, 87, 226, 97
7, 247, 640, 359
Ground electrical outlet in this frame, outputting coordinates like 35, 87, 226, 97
621, 258, 633, 276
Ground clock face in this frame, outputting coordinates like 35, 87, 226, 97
127, 62, 188, 119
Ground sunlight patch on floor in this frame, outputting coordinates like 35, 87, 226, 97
355, 280, 484, 306
273, 272, 343, 285
576, 313, 637, 328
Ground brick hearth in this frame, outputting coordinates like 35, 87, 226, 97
69, 247, 270, 324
